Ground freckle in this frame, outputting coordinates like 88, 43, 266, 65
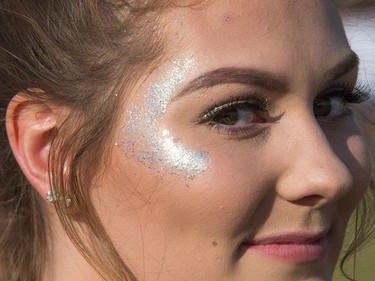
212, 241, 218, 246
221, 13, 232, 23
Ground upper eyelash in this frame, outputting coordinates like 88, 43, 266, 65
196, 94, 269, 123
317, 82, 370, 104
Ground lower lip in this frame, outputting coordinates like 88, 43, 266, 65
243, 237, 328, 263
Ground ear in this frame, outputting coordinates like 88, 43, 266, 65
6, 93, 60, 199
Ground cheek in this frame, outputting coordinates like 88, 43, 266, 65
338, 133, 372, 215
115, 144, 271, 239
174, 147, 274, 235
122, 126, 208, 179
348, 133, 371, 191
120, 57, 209, 180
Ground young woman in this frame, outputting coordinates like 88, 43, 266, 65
1, 0, 374, 280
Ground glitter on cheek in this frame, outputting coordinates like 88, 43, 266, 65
121, 58, 209, 179
158, 129, 209, 179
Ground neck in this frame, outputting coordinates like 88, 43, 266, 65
44, 211, 101, 281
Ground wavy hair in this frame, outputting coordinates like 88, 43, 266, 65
0, 1, 374, 280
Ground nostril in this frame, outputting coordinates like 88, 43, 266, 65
292, 195, 325, 207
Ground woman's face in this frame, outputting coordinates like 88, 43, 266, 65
95, 1, 372, 280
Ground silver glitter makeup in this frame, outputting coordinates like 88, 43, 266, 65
122, 58, 208, 179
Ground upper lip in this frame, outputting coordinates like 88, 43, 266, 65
246, 231, 328, 245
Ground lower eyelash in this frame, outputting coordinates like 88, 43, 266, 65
206, 122, 269, 141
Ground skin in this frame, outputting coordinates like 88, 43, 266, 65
341, 5, 375, 172
53, 1, 372, 280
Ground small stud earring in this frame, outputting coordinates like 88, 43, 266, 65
46, 190, 72, 207
46, 190, 57, 203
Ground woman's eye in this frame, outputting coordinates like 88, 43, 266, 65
196, 98, 270, 139
211, 104, 263, 126
314, 96, 348, 119
198, 99, 267, 127
314, 84, 370, 120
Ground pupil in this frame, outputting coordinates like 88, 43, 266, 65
314, 99, 332, 117
215, 111, 238, 125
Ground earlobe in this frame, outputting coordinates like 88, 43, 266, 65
6, 93, 59, 199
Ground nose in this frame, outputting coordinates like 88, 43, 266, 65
275, 114, 353, 206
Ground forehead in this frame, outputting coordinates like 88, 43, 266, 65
161, 0, 351, 86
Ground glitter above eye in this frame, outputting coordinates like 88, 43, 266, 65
121, 58, 209, 180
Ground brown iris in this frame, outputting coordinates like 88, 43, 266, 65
213, 110, 239, 125
314, 99, 332, 117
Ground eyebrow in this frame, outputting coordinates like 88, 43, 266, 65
322, 51, 359, 84
173, 51, 359, 100
175, 68, 288, 99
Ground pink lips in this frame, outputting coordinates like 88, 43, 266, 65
243, 233, 328, 263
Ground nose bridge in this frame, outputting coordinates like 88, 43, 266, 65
276, 114, 353, 205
